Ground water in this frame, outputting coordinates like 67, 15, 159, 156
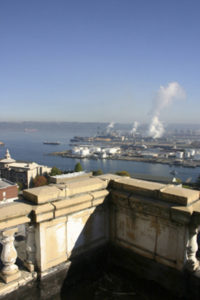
0, 122, 200, 182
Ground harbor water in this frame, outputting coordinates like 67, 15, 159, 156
0, 122, 200, 183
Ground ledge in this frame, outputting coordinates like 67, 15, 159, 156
109, 176, 200, 225
159, 186, 199, 206
23, 177, 108, 204
110, 177, 199, 206
0, 202, 32, 230
26, 183, 109, 222
17, 175, 200, 226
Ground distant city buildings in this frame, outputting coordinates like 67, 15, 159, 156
0, 149, 51, 188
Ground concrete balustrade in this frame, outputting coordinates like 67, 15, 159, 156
23, 177, 109, 273
0, 174, 200, 298
24, 225, 36, 272
0, 227, 20, 283
186, 224, 199, 271
0, 201, 33, 295
107, 175, 200, 272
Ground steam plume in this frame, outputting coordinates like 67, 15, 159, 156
130, 121, 139, 135
149, 82, 186, 138
149, 116, 164, 139
106, 122, 115, 133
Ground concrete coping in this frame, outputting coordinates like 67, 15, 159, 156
0, 201, 32, 230
160, 186, 199, 206
1, 174, 200, 228
110, 177, 200, 206
0, 202, 32, 222
23, 177, 108, 204
23, 174, 200, 207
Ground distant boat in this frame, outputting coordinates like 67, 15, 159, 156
24, 128, 38, 132
43, 141, 60, 145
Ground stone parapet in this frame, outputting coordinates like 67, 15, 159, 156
1, 174, 200, 298
52, 189, 109, 219
0, 202, 32, 231
0, 201, 32, 286
23, 177, 108, 204
109, 176, 199, 206
108, 176, 200, 271
22, 177, 109, 223
21, 176, 110, 274
29, 189, 109, 223
108, 176, 200, 225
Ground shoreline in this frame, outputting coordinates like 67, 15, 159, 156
48, 151, 200, 168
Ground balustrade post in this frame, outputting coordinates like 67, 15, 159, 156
24, 225, 36, 272
185, 224, 200, 272
0, 227, 20, 283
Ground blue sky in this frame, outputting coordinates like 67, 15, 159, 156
0, 0, 200, 123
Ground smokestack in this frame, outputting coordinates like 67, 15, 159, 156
148, 82, 186, 139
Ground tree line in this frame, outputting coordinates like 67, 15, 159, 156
31, 163, 131, 188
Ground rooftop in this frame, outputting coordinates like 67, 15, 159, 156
51, 171, 86, 179
131, 173, 176, 184
0, 149, 51, 170
7, 162, 39, 169
0, 178, 17, 189
0, 149, 16, 164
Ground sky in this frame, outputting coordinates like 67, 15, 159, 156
0, 0, 200, 123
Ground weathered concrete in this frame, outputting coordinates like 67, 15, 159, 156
109, 176, 200, 271
23, 177, 108, 204
1, 174, 200, 298
0, 202, 31, 231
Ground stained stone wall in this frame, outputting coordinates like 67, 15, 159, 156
1, 174, 200, 298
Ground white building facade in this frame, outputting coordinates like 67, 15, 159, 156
0, 149, 51, 188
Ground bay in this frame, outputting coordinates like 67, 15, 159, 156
0, 122, 200, 183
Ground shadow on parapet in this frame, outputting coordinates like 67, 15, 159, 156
57, 208, 182, 300
36, 202, 110, 300
58, 208, 182, 300
60, 206, 109, 299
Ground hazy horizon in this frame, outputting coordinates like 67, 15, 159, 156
1, 120, 200, 128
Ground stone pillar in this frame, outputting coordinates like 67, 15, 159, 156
0, 227, 20, 283
186, 224, 200, 272
24, 225, 36, 272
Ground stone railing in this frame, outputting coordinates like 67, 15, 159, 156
23, 177, 109, 274
0, 176, 109, 295
106, 175, 200, 272
0, 174, 200, 297
0, 201, 32, 284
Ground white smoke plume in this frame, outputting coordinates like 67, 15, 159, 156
149, 82, 186, 139
106, 122, 115, 133
149, 116, 164, 138
130, 121, 139, 135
